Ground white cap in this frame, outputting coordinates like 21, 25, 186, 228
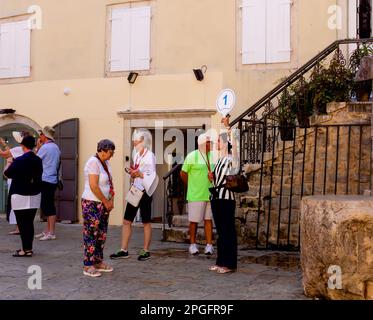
197, 133, 211, 146
12, 131, 23, 144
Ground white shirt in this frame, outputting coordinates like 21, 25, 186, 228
132, 149, 156, 191
82, 156, 113, 202
11, 194, 41, 210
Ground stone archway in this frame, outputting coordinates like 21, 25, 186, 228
0, 112, 42, 131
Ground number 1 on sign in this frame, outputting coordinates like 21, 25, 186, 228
223, 95, 228, 106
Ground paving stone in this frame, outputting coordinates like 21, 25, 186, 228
0, 216, 308, 300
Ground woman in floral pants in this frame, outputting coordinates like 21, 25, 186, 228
81, 139, 115, 277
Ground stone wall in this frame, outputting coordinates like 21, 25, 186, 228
236, 102, 373, 248
300, 196, 373, 300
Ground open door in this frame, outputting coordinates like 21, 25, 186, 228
53, 118, 79, 223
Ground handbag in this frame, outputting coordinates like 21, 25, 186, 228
224, 174, 249, 193
125, 185, 144, 207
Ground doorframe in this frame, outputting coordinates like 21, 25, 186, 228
117, 108, 217, 221
0, 113, 42, 132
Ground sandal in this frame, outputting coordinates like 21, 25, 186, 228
13, 250, 33, 257
216, 267, 234, 274
94, 263, 114, 273
208, 265, 220, 271
8, 230, 20, 235
83, 266, 102, 277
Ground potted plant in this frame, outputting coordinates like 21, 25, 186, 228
289, 78, 313, 128
349, 44, 373, 102
277, 89, 296, 141
309, 50, 354, 114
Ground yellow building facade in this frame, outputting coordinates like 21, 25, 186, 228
0, 0, 360, 225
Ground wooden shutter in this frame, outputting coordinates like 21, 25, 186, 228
110, 7, 131, 72
242, 0, 266, 64
53, 118, 79, 223
266, 0, 291, 63
14, 20, 31, 77
0, 22, 15, 79
130, 6, 151, 71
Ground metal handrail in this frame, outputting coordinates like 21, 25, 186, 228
163, 163, 182, 180
230, 38, 373, 127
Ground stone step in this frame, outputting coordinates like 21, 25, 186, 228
164, 227, 217, 245
172, 214, 216, 228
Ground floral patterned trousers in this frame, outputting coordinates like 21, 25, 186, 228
82, 199, 109, 267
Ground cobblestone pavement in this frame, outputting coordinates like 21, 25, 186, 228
0, 217, 308, 300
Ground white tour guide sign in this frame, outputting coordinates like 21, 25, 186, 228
216, 89, 236, 117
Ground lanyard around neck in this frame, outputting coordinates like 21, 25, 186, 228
199, 150, 211, 172
134, 149, 148, 170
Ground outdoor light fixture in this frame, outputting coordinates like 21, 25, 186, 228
127, 72, 139, 84
0, 108, 16, 114
193, 65, 207, 81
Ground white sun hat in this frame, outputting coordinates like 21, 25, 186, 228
12, 131, 23, 144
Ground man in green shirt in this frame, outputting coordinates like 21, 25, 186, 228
180, 133, 214, 255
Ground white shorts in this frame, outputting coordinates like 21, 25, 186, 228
187, 201, 212, 223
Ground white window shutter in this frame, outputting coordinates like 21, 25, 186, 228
110, 8, 131, 72
0, 23, 15, 79
266, 0, 291, 63
242, 0, 266, 64
14, 20, 31, 77
130, 6, 151, 71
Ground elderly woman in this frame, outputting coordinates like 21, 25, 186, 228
4, 135, 42, 257
82, 139, 115, 277
110, 129, 157, 261
208, 117, 240, 274
0, 132, 28, 235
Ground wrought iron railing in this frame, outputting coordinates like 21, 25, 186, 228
230, 38, 373, 250
250, 123, 371, 250
162, 163, 185, 241
230, 38, 373, 165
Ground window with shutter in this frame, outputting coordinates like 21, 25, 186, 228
14, 20, 31, 78
109, 5, 151, 72
110, 8, 131, 72
241, 0, 292, 65
242, 0, 266, 64
130, 6, 151, 71
0, 20, 31, 79
0, 23, 14, 79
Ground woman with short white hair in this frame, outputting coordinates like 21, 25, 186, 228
110, 129, 157, 261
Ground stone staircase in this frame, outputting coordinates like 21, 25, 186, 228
163, 102, 372, 248
236, 102, 372, 249
164, 214, 217, 244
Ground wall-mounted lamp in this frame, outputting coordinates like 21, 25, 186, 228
0, 108, 16, 114
193, 65, 207, 81
127, 72, 139, 84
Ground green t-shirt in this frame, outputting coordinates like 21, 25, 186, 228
182, 150, 214, 202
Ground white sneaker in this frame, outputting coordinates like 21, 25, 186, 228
189, 244, 199, 255
39, 233, 56, 241
35, 232, 47, 239
204, 244, 214, 255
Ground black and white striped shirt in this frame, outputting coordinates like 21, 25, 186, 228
212, 156, 235, 201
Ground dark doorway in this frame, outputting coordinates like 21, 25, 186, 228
358, 0, 372, 38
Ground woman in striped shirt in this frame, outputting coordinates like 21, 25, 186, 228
209, 117, 240, 274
